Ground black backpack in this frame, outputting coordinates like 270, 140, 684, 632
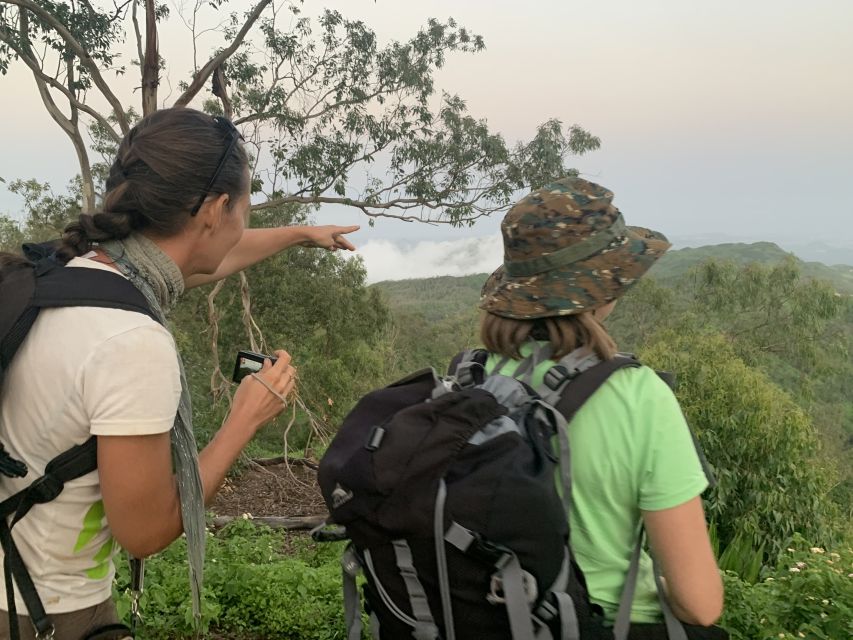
0, 243, 154, 640
316, 346, 725, 640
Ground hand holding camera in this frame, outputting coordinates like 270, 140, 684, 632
230, 349, 296, 433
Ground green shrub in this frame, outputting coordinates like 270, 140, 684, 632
640, 331, 840, 562
722, 535, 853, 639
114, 520, 349, 639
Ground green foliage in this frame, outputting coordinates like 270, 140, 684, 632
0, 212, 23, 252
0, 0, 128, 83
609, 256, 853, 519
648, 242, 853, 294
721, 535, 853, 640
0, 178, 80, 249
689, 257, 845, 368
640, 331, 840, 561
372, 274, 484, 372
374, 274, 486, 323
225, 10, 600, 222
717, 530, 766, 584
114, 520, 350, 639
116, 522, 852, 640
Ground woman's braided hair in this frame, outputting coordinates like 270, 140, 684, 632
58, 108, 248, 261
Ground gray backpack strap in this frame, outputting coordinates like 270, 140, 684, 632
454, 349, 486, 388
494, 553, 537, 640
535, 549, 580, 640
533, 401, 572, 514
392, 540, 440, 640
492, 355, 511, 374
612, 533, 644, 640
515, 342, 553, 385
369, 613, 382, 639
613, 530, 691, 640
653, 558, 689, 640
434, 479, 456, 640
341, 545, 365, 640
536, 347, 601, 405
551, 592, 580, 640
512, 354, 536, 383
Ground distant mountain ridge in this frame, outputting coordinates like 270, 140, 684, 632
669, 235, 853, 267
647, 242, 853, 292
374, 242, 853, 315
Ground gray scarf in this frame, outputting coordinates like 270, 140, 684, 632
100, 233, 205, 621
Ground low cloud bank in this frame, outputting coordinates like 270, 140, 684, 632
356, 236, 503, 283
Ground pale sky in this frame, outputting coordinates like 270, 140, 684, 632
1, 0, 852, 279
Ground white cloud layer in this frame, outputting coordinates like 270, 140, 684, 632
356, 236, 503, 283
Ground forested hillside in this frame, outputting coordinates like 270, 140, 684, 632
647, 242, 853, 293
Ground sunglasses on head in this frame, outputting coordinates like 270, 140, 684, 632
189, 116, 245, 216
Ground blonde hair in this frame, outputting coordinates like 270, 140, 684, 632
480, 312, 617, 361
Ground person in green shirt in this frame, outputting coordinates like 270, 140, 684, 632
478, 177, 723, 628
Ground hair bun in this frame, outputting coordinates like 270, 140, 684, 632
91, 210, 134, 238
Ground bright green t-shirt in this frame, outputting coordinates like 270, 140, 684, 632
485, 344, 709, 623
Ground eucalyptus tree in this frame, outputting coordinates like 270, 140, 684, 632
0, 0, 600, 219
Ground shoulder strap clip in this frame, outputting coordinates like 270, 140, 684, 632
542, 364, 578, 391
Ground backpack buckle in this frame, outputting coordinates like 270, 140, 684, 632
455, 363, 478, 388
365, 425, 386, 452
34, 624, 55, 640
543, 365, 578, 391
27, 474, 64, 504
341, 545, 362, 577
487, 565, 538, 605
0, 450, 28, 479
468, 536, 509, 566
454, 359, 484, 389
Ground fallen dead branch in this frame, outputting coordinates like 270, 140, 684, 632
250, 456, 319, 471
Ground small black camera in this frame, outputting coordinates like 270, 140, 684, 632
232, 350, 278, 384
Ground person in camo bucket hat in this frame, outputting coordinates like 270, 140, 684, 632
480, 176, 671, 319
474, 176, 725, 631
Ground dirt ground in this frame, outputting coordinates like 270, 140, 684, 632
211, 459, 326, 519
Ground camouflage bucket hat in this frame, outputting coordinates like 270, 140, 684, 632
480, 177, 671, 320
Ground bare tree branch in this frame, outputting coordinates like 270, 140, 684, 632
0, 28, 121, 143
251, 194, 496, 224
65, 56, 96, 212
9, 10, 95, 211
173, 0, 272, 108
2, 0, 131, 134
132, 0, 144, 86
211, 64, 232, 119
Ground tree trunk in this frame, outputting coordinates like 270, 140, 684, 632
141, 0, 159, 115
67, 56, 96, 213
74, 140, 96, 213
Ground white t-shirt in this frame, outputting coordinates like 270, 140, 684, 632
0, 257, 181, 613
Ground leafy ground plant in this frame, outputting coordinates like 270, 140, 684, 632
114, 519, 349, 639
721, 535, 853, 640
119, 522, 852, 640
